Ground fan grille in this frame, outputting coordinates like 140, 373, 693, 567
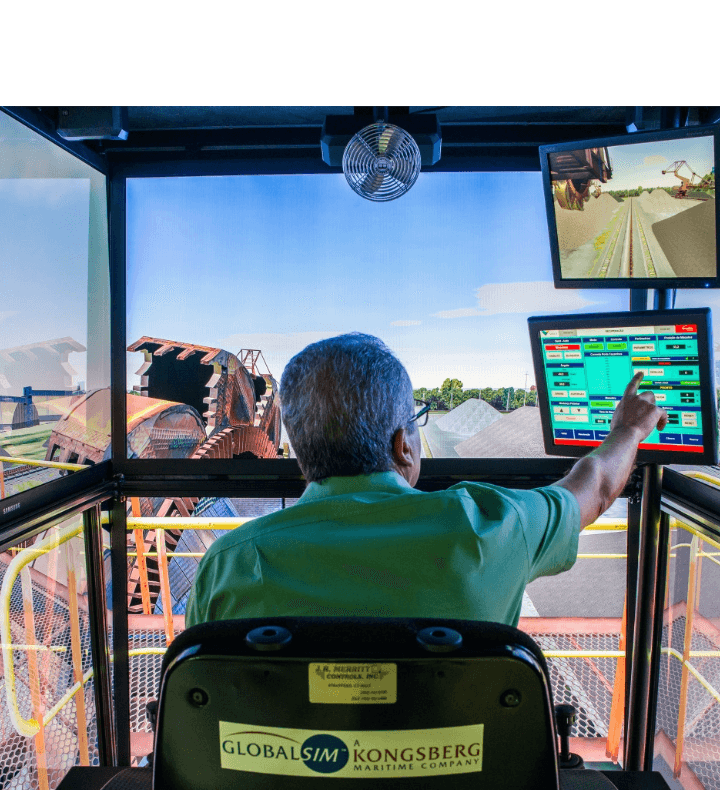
342, 122, 422, 202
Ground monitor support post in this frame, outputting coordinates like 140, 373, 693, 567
625, 462, 665, 770
626, 98, 680, 763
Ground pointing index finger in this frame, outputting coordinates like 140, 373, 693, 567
624, 371, 644, 398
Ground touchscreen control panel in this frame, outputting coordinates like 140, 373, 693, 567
539, 322, 703, 453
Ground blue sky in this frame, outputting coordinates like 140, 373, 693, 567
0, 178, 90, 384
126, 172, 632, 390
1, 171, 718, 398
602, 134, 714, 192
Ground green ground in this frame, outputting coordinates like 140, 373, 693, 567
0, 424, 52, 461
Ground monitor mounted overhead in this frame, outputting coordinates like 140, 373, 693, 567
528, 309, 718, 466
539, 126, 718, 289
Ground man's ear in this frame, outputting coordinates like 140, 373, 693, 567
391, 427, 414, 469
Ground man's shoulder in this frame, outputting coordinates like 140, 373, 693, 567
202, 507, 292, 559
445, 480, 577, 520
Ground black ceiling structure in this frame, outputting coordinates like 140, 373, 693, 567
12, 105, 720, 174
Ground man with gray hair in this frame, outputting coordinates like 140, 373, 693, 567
186, 332, 666, 628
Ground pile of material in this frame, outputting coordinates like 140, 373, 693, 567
555, 193, 620, 253
455, 406, 571, 458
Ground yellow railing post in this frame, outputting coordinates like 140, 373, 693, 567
131, 498, 152, 615
606, 596, 627, 763
694, 537, 703, 616
21, 566, 49, 790
39, 526, 60, 705
64, 538, 90, 766
156, 529, 174, 646
674, 535, 699, 778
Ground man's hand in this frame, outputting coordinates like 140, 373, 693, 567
555, 372, 669, 528
610, 371, 669, 440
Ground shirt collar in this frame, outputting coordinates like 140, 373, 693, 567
298, 471, 418, 503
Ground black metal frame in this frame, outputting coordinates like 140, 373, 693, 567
83, 504, 116, 765
4, 105, 720, 775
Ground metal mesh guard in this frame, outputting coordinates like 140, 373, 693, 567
342, 122, 421, 202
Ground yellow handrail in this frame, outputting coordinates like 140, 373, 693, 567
0, 521, 83, 737
664, 646, 720, 704
682, 470, 720, 488
0, 454, 88, 472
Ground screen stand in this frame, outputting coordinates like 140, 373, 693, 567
625, 463, 664, 770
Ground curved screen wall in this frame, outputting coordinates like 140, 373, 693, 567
0, 111, 110, 502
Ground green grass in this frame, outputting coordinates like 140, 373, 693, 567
0, 425, 52, 461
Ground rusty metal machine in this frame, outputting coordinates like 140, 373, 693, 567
44, 337, 282, 613
549, 147, 613, 210
124, 337, 282, 612
661, 160, 715, 199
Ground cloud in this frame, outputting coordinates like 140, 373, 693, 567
0, 178, 90, 209
433, 281, 599, 318
0, 311, 19, 323
432, 307, 482, 319
390, 320, 421, 326
643, 155, 667, 166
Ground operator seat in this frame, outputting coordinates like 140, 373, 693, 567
58, 617, 671, 790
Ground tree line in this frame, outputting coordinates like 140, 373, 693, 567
605, 185, 714, 200
414, 379, 537, 412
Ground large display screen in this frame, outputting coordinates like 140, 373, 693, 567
539, 127, 718, 289
127, 172, 631, 463
528, 309, 718, 465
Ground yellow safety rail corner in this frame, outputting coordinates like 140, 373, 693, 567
0, 521, 84, 737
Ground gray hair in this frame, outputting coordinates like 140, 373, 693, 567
280, 333, 416, 482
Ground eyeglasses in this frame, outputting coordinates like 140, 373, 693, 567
409, 399, 431, 427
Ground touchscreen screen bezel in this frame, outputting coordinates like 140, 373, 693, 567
528, 308, 718, 465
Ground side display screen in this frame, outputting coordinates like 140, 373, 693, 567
539, 125, 719, 289
528, 309, 717, 465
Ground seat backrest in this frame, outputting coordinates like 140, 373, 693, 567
153, 617, 560, 790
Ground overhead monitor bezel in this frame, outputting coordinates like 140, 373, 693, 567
528, 308, 718, 466
539, 125, 719, 290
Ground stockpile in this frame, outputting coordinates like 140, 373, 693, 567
454, 406, 571, 458
652, 198, 716, 278
433, 397, 502, 436
423, 398, 503, 458
555, 193, 620, 253
638, 188, 698, 214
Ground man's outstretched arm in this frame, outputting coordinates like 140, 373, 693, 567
554, 372, 669, 529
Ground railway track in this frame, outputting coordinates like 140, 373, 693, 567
593, 198, 659, 279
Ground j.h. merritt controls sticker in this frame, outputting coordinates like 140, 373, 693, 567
309, 662, 397, 704
219, 721, 484, 778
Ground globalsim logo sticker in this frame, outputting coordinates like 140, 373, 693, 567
219, 722, 483, 778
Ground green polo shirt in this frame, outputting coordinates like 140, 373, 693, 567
185, 472, 581, 628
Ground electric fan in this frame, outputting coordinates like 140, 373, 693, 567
342, 121, 422, 202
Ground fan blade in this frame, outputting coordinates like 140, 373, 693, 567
360, 171, 386, 195
378, 127, 404, 158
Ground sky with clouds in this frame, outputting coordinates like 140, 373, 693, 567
1, 154, 718, 398
0, 178, 90, 382
0, 173, 720, 400
597, 134, 714, 192
126, 172, 635, 390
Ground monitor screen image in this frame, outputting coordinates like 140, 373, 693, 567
540, 128, 718, 289
528, 309, 718, 465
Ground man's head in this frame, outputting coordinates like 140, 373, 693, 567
280, 333, 420, 485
